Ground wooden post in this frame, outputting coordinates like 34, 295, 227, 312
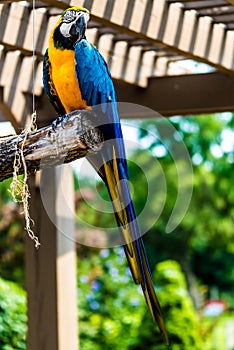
25, 165, 78, 350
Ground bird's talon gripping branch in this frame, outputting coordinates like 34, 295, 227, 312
51, 116, 62, 132
61, 114, 70, 128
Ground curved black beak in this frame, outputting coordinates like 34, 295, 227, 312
70, 13, 89, 44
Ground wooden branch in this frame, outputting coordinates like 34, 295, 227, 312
0, 110, 104, 183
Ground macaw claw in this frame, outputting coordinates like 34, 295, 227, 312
51, 114, 69, 132
51, 116, 62, 132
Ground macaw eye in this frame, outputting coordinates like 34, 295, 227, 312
63, 10, 77, 23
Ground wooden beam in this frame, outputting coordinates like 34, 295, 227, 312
26, 165, 78, 350
114, 72, 234, 117
56, 165, 78, 350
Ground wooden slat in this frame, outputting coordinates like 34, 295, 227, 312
86, 27, 98, 44
163, 2, 183, 45
178, 10, 197, 52
96, 33, 114, 63
0, 4, 10, 40
42, 15, 59, 53
110, 41, 128, 79
0, 51, 32, 126
137, 51, 156, 86
110, 0, 129, 26
23, 8, 46, 53
0, 86, 19, 129
90, 0, 108, 18
1, 3, 25, 47
147, 0, 168, 40
154, 56, 170, 76
208, 23, 226, 64
124, 45, 143, 84
122, 0, 135, 29
18, 56, 33, 93
129, 0, 147, 33
0, 46, 5, 79
0, 50, 20, 89
193, 16, 213, 57
70, 0, 86, 7
222, 30, 234, 69
34, 60, 44, 95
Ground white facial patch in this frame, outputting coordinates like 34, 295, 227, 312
60, 21, 75, 37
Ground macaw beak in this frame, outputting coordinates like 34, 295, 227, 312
70, 13, 89, 44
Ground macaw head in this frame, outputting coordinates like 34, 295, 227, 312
53, 7, 90, 50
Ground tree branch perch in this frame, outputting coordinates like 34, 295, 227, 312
0, 110, 104, 182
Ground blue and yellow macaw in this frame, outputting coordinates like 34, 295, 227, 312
43, 7, 168, 343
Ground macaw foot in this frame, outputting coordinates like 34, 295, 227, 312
51, 115, 62, 132
51, 114, 69, 132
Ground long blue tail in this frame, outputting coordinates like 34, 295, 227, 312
87, 146, 169, 344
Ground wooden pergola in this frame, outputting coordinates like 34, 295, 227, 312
0, 1, 234, 349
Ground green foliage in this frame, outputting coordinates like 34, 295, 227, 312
0, 277, 27, 349
78, 248, 202, 349
0, 178, 13, 205
130, 260, 202, 350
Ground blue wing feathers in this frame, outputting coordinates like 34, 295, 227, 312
75, 40, 116, 108
75, 40, 127, 172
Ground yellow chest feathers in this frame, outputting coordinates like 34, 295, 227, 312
48, 47, 88, 113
